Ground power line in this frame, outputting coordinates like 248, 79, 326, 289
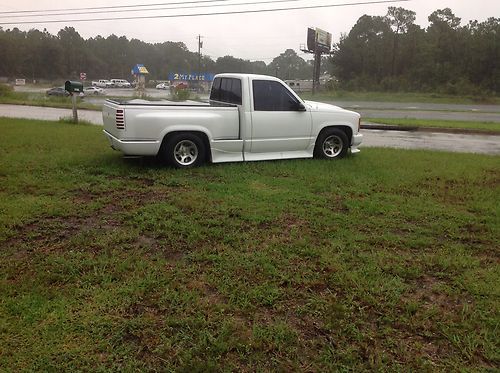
0, 0, 330, 19
0, 0, 410, 25
0, 0, 236, 14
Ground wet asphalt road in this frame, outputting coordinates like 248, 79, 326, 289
0, 104, 103, 124
1, 104, 499, 155
14, 86, 500, 122
361, 129, 500, 154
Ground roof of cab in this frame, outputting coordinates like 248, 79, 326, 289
213, 73, 283, 82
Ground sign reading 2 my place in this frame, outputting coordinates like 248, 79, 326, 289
168, 73, 215, 81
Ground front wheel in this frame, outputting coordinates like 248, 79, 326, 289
161, 133, 206, 168
314, 129, 349, 159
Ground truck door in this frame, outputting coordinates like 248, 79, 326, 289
249, 79, 312, 153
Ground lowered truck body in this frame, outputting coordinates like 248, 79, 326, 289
103, 73, 363, 167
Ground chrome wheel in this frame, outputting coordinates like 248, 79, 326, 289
322, 135, 343, 158
174, 140, 198, 166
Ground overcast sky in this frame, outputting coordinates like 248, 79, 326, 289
0, 0, 498, 62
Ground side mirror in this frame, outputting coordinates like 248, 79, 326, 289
296, 102, 306, 111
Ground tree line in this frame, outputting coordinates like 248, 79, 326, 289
0, 26, 312, 82
0, 6, 498, 94
329, 7, 499, 94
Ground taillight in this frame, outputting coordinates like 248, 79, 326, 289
116, 109, 125, 129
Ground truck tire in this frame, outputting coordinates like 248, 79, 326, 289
162, 133, 206, 168
314, 128, 349, 159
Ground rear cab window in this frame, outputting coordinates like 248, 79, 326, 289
210, 77, 242, 105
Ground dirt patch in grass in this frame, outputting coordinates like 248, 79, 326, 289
3, 186, 178, 255
187, 278, 228, 308
256, 213, 312, 246
408, 274, 473, 313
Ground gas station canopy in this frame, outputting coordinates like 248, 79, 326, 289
131, 64, 149, 75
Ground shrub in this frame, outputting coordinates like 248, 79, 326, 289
170, 87, 190, 101
0, 83, 13, 97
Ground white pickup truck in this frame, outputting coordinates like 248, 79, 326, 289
103, 73, 363, 167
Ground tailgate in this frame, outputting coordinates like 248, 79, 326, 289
102, 100, 125, 138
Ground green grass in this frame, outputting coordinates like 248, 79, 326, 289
300, 91, 500, 105
0, 91, 101, 111
1, 118, 499, 371
365, 118, 500, 133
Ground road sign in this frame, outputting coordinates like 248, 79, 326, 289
80, 72, 87, 81
168, 72, 214, 81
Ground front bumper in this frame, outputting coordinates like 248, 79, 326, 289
103, 130, 161, 156
351, 133, 363, 154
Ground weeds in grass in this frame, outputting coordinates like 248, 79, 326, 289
0, 118, 499, 370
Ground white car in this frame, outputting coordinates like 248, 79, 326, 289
155, 82, 170, 90
110, 79, 131, 88
84, 86, 106, 95
92, 79, 113, 88
103, 73, 362, 168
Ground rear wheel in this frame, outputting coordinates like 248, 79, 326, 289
162, 133, 206, 168
314, 128, 349, 159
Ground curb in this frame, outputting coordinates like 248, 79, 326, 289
361, 122, 500, 136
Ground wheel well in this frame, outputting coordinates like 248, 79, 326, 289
317, 126, 352, 145
160, 131, 212, 162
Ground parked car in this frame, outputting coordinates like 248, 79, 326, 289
155, 82, 170, 90
92, 79, 113, 88
84, 86, 106, 95
110, 79, 131, 88
46, 87, 69, 96
172, 81, 188, 90
103, 73, 363, 168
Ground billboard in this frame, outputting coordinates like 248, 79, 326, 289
306, 27, 332, 53
168, 72, 214, 81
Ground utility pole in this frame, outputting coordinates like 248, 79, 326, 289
197, 34, 204, 75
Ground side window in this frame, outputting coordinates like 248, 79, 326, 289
210, 77, 242, 105
253, 80, 300, 111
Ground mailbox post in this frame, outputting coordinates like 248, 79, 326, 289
65, 80, 83, 123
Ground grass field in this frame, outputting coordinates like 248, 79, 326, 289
0, 118, 499, 371
0, 91, 101, 111
364, 118, 500, 133
300, 91, 500, 105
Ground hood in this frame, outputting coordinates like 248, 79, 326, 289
304, 100, 359, 116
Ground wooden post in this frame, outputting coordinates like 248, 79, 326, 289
71, 94, 78, 124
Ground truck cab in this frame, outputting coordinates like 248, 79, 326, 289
208, 74, 362, 161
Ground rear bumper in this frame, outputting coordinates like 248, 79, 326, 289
351, 133, 363, 154
103, 130, 161, 156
